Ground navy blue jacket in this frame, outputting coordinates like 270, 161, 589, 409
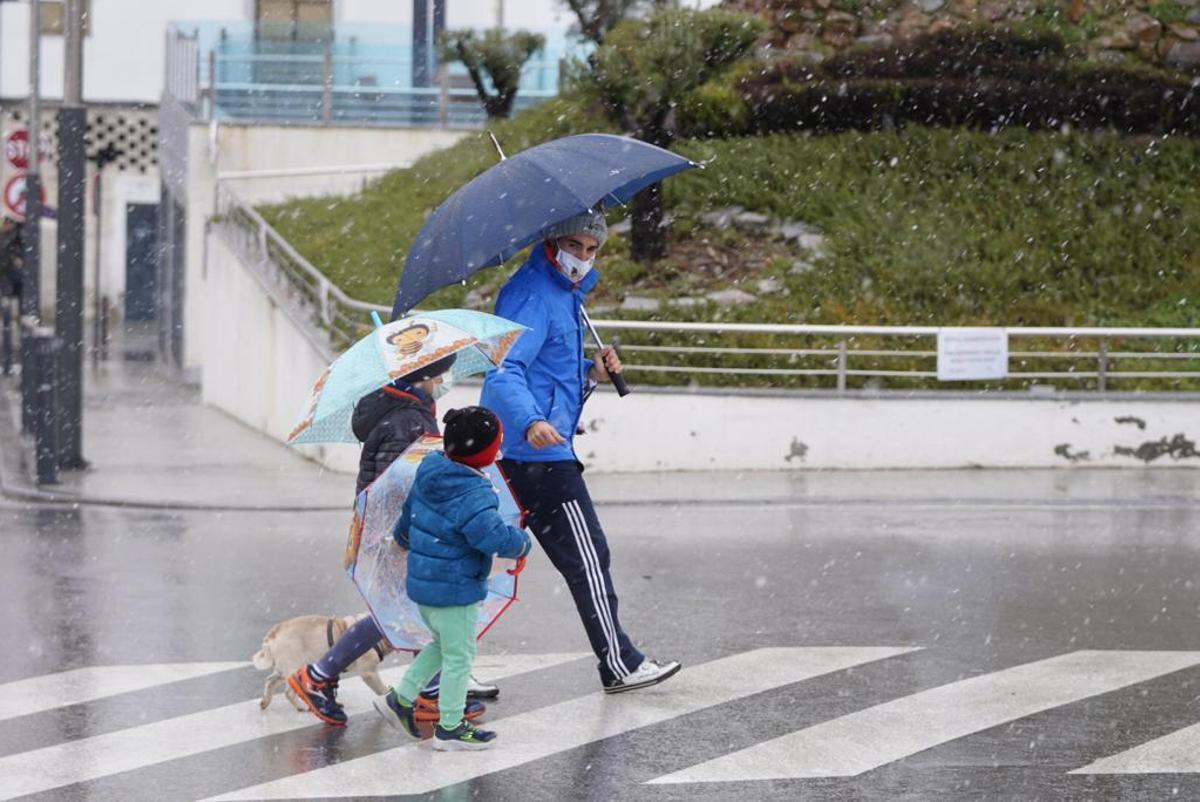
394, 452, 531, 607
480, 244, 599, 463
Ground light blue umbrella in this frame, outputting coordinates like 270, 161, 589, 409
287, 309, 526, 445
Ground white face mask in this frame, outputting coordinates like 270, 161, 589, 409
555, 247, 595, 282
431, 383, 450, 400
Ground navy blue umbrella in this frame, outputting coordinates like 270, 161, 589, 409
390, 133, 697, 318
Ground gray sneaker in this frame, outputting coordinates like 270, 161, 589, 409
603, 659, 682, 694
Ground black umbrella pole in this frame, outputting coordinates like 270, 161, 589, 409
582, 309, 630, 397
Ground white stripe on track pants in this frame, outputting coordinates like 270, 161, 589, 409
499, 459, 645, 685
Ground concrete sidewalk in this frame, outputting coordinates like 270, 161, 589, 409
0, 329, 350, 511
2, 327, 1198, 512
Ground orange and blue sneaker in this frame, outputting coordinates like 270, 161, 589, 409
287, 665, 347, 726
414, 692, 486, 722
433, 719, 497, 751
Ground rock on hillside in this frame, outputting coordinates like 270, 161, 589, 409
724, 0, 1200, 72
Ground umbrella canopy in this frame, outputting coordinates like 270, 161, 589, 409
345, 435, 524, 651
391, 133, 697, 317
287, 309, 526, 445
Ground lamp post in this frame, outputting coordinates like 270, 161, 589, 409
55, 0, 87, 469
19, 0, 43, 435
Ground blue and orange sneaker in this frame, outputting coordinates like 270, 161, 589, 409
287, 665, 347, 726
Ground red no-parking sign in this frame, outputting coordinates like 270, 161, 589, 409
3, 174, 47, 220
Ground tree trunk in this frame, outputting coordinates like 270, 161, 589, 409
630, 181, 666, 263
629, 119, 673, 263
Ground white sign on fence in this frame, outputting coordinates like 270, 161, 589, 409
937, 328, 1009, 381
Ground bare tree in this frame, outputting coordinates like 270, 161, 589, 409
442, 29, 546, 119
582, 7, 761, 261
561, 0, 676, 47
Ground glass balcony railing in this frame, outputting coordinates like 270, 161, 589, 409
166, 21, 581, 127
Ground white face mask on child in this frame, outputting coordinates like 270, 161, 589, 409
555, 247, 595, 282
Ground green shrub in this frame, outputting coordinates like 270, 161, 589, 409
1149, 0, 1191, 25
676, 30, 1200, 138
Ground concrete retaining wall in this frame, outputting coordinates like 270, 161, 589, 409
181, 122, 465, 372
570, 390, 1200, 472
202, 215, 1198, 474
201, 231, 360, 473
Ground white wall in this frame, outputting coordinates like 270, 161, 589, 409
212, 124, 467, 204
203, 229, 360, 473
181, 120, 465, 371
570, 391, 1200, 472
0, 0, 244, 102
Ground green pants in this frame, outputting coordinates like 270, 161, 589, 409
397, 603, 478, 729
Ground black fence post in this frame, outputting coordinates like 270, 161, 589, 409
20, 318, 37, 434
32, 331, 60, 485
1, 299, 13, 376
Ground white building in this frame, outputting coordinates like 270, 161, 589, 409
0, 1, 582, 103
0, 0, 580, 369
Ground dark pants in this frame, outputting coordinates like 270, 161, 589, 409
314, 616, 385, 678
499, 459, 644, 685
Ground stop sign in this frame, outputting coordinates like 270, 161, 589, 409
5, 131, 30, 170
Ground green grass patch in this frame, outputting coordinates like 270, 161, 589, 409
259, 102, 1200, 389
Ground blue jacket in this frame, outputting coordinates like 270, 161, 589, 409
395, 452, 531, 607
480, 244, 599, 463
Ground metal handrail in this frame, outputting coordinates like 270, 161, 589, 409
212, 183, 1200, 393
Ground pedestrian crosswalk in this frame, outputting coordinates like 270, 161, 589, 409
0, 653, 585, 802
204, 647, 913, 800
647, 650, 1200, 784
4, 647, 1200, 800
0, 662, 247, 722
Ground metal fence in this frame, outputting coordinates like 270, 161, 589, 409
214, 184, 1200, 394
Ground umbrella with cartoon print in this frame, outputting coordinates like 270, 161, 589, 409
286, 308, 526, 446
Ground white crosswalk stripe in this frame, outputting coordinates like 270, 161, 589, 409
0, 653, 586, 802
0, 663, 248, 722
203, 647, 917, 800
1070, 722, 1200, 775
646, 650, 1200, 784
7, 647, 1200, 800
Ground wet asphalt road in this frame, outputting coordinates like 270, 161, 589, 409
4, 469, 1200, 800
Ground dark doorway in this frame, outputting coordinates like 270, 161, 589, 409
124, 203, 159, 321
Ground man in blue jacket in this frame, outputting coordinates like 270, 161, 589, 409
480, 209, 681, 694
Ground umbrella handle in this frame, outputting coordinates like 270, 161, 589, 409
581, 308, 631, 398
609, 368, 631, 398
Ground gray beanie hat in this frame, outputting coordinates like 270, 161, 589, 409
543, 209, 608, 248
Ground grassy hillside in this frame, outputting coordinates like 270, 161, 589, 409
261, 104, 1200, 332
